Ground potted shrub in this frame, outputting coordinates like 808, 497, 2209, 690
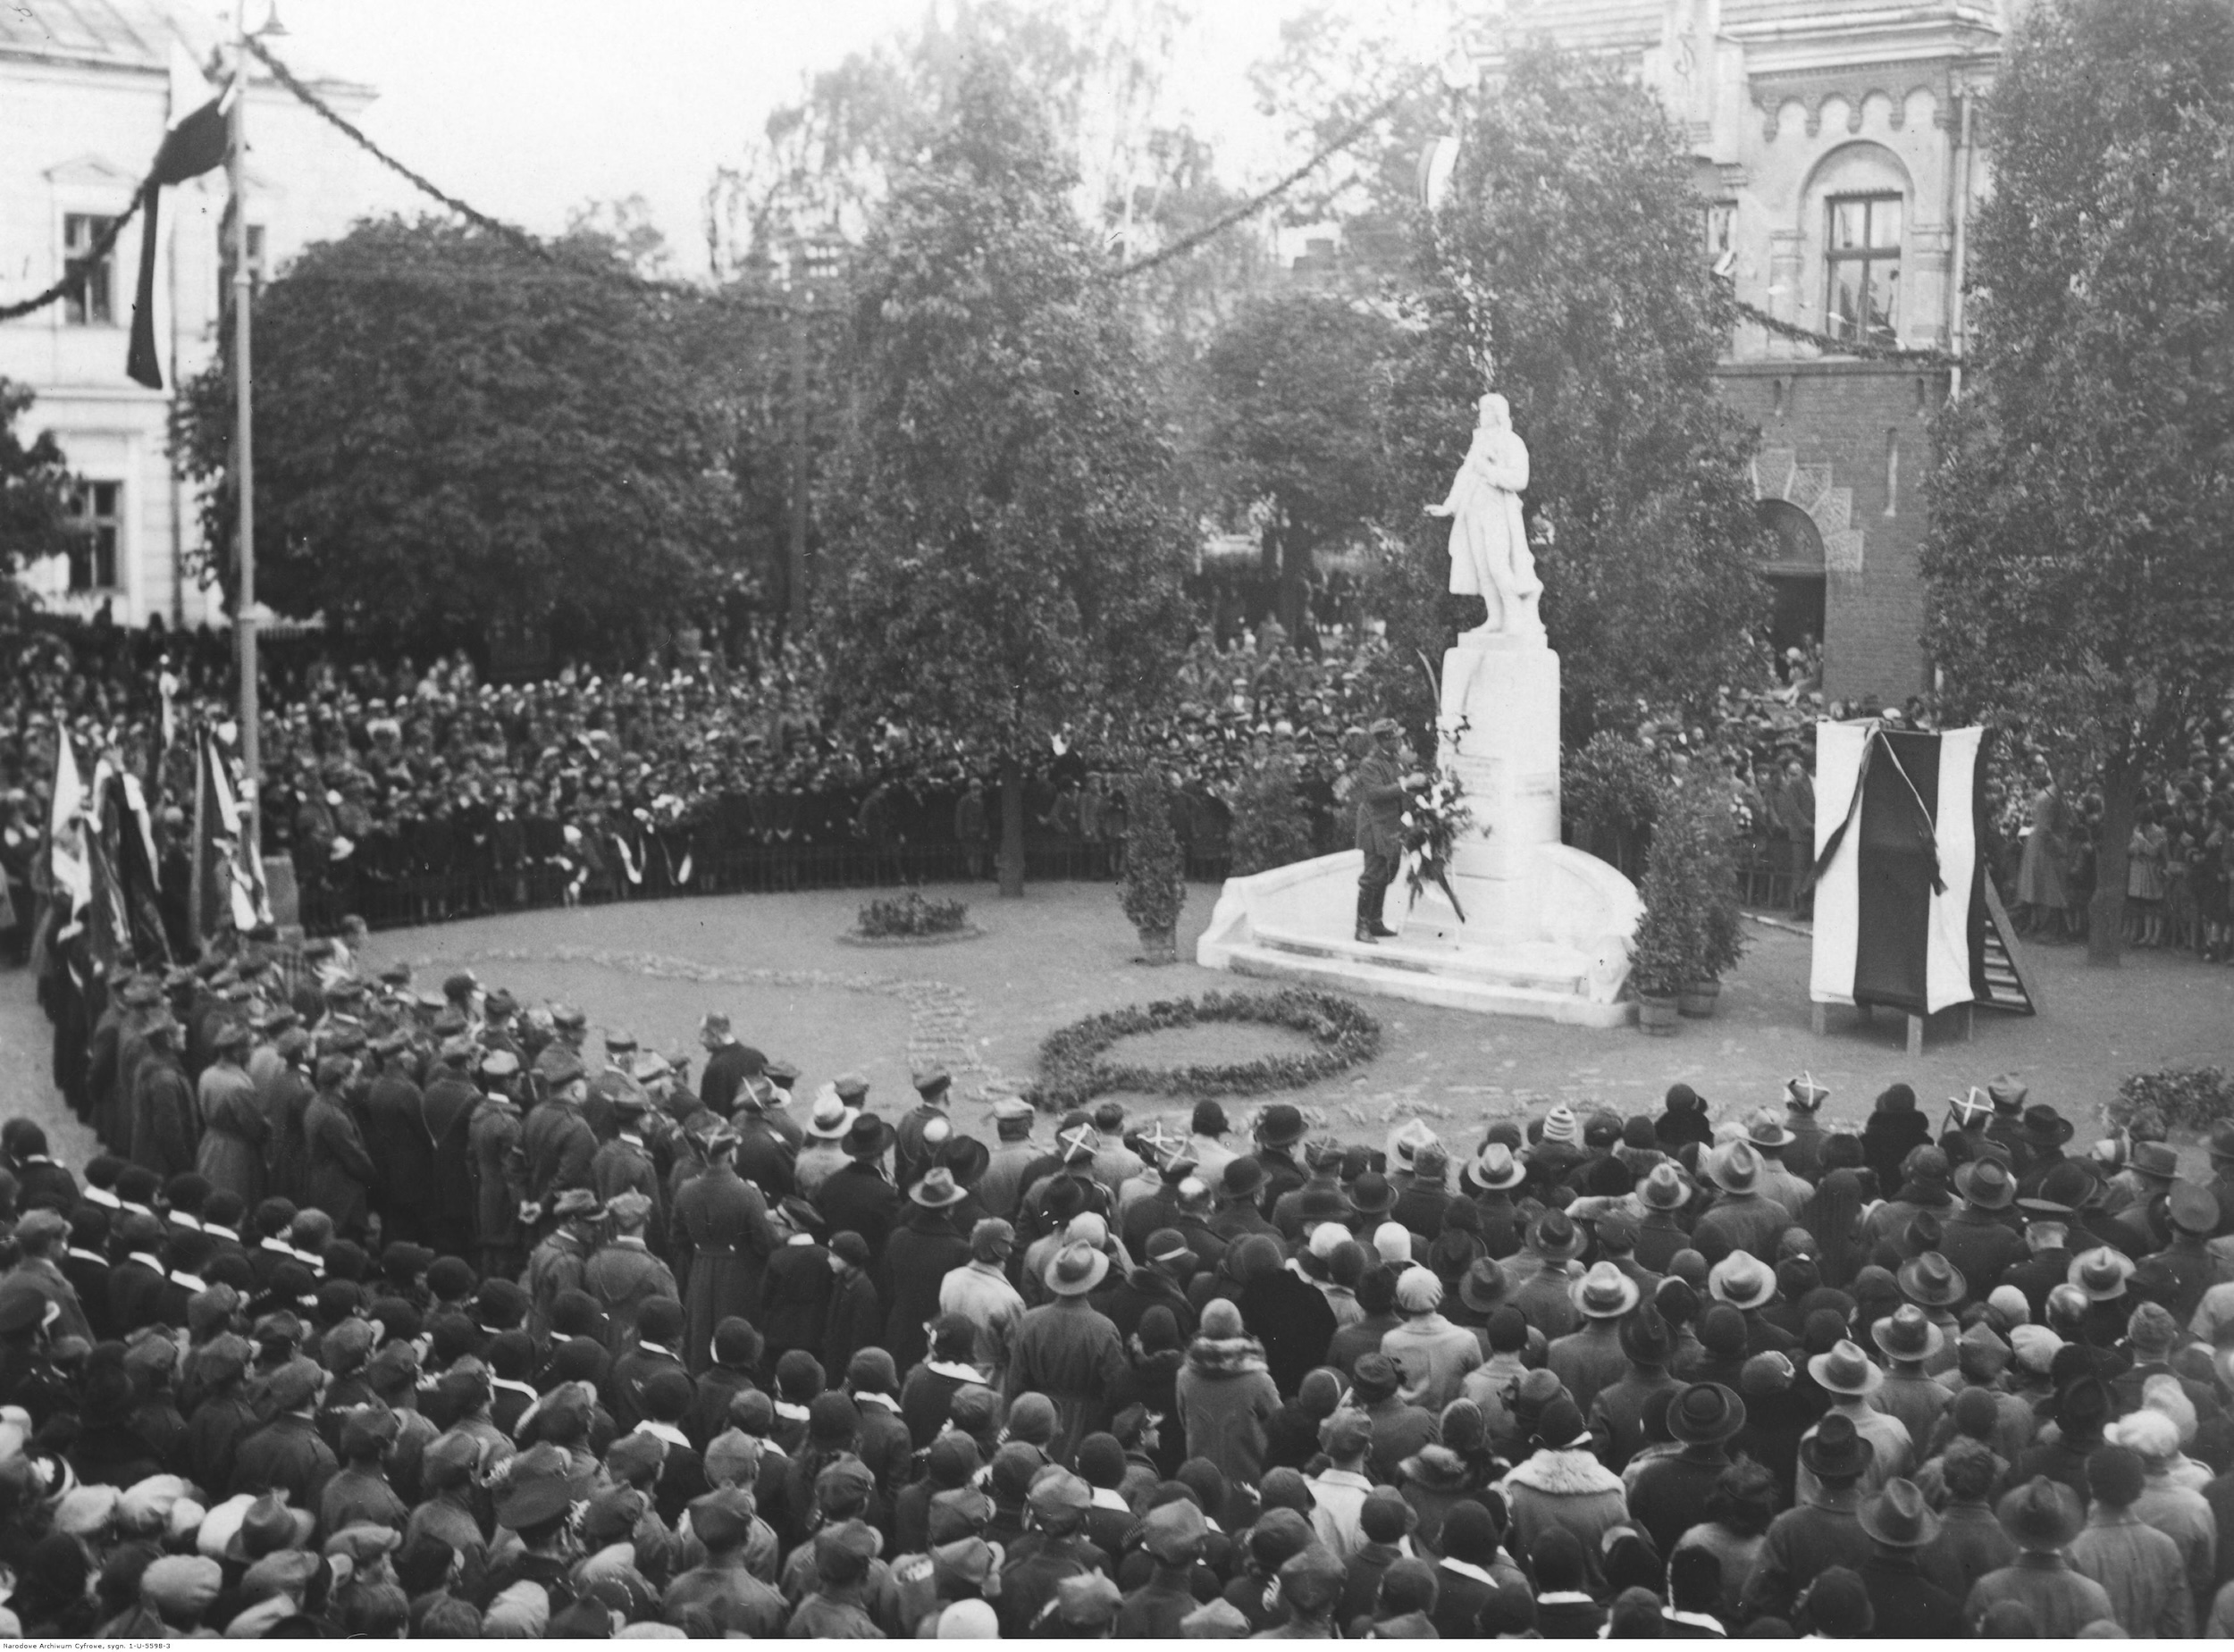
1630, 782, 1719, 1035
1682, 783, 1748, 1017
1120, 769, 1187, 964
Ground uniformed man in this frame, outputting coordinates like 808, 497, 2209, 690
894, 1066, 953, 1194
1353, 718, 1418, 943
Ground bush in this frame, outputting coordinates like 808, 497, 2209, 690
1630, 777, 1744, 994
1120, 769, 1188, 935
1228, 758, 1315, 876
1565, 730, 1663, 847
2106, 1066, 2234, 1135
856, 890, 970, 938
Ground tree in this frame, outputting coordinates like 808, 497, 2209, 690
812, 59, 1194, 897
172, 218, 742, 663
1921, 0, 2234, 965
1199, 294, 1401, 634
1379, 46, 1768, 746
0, 379, 83, 591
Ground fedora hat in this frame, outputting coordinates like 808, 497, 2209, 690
1709, 1252, 1776, 1312
1464, 1143, 1525, 1194
1045, 1242, 1111, 1297
1807, 1339, 1884, 1398
910, 1168, 969, 1209
805, 1087, 859, 1141
1255, 1104, 1306, 1149
1897, 1252, 1965, 1309
2169, 1181, 2220, 1236
1532, 1209, 1586, 1263
1457, 1257, 1508, 1314
1668, 1381, 1747, 1446
1348, 1172, 1397, 1217
2129, 1141, 2179, 1182
1859, 1478, 1941, 1548
1746, 1109, 1793, 1151
1996, 1474, 2085, 1550
1799, 1410, 1875, 1479
1639, 1162, 1692, 1211
1707, 1141, 1762, 1195
2021, 1103, 2074, 1147
1571, 1261, 1642, 1320
2069, 1247, 2135, 1302
1620, 1307, 1674, 1366
843, 1114, 894, 1160
1953, 1158, 2015, 1212
1387, 1119, 1439, 1168
2017, 1159, 2098, 1216
1870, 1304, 1944, 1364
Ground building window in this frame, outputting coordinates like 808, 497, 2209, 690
1701, 201, 1735, 275
1825, 194, 1901, 345
63, 214, 120, 326
69, 482, 121, 591
1757, 499, 1826, 679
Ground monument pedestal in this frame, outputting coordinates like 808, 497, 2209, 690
1197, 634, 1642, 1026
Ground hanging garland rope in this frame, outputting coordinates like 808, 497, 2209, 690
0, 190, 147, 322
1732, 294, 1960, 368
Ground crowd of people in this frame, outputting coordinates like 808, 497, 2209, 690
3, 927, 2234, 1634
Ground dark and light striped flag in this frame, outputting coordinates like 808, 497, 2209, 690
1809, 722, 1989, 1017
127, 45, 233, 390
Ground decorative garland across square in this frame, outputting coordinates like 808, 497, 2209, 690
1029, 988, 1382, 1113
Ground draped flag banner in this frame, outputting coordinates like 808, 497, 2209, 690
89, 767, 172, 969
126, 44, 232, 390
47, 730, 91, 924
1808, 721, 1987, 1016
190, 726, 273, 944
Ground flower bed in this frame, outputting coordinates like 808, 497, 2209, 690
854, 891, 972, 939
1029, 988, 1382, 1113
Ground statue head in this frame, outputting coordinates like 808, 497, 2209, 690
1477, 391, 1510, 431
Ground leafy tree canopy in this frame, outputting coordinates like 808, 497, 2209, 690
172, 218, 743, 662
1376, 45, 1767, 744
0, 379, 83, 586
1921, 0, 2234, 960
812, 56, 1194, 892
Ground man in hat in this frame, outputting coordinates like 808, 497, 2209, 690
1589, 1306, 1680, 1472
2070, 1444, 2192, 1637
729, 1076, 799, 1201
1383, 1268, 1485, 1412
524, 1187, 602, 1343
673, 1128, 777, 1374
1505, 1210, 1588, 1338
694, 1012, 765, 1120
1937, 1158, 2027, 1293
1117, 1496, 1210, 1636
1982, 1076, 2034, 1174
361, 1032, 433, 1246
584, 1192, 680, 1355
1630, 1383, 1748, 1559
1798, 1341, 1911, 1500
894, 1065, 953, 1195
1006, 1243, 1128, 1466
2013, 1104, 2081, 1201
1692, 1143, 1789, 1267
1783, 1075, 1831, 1183
302, 1053, 377, 1241
521, 1050, 598, 1231
1871, 1304, 1952, 1450
1850, 1477, 1965, 1636
591, 1087, 665, 1232
937, 1219, 1025, 1387
321, 1403, 409, 1535
468, 1050, 528, 1279
194, 1022, 265, 1210
1247, 1103, 1310, 1215
1352, 717, 1415, 943
662, 1484, 785, 1632
2145, 1181, 2219, 1324
230, 1356, 336, 1505
995, 1464, 1107, 1634
130, 1013, 198, 1180
417, 1035, 482, 1259
1964, 1476, 2115, 1636
1745, 1110, 1814, 1219
884, 1167, 974, 1374
1742, 1410, 1879, 1621
975, 1095, 1040, 1221
586, 1027, 649, 1141
816, 1114, 902, 1258
1545, 1262, 1640, 1416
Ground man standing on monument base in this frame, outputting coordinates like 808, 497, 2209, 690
1354, 720, 1422, 943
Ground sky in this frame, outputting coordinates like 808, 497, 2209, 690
255, 0, 1329, 278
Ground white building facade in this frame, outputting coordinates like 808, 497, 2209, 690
0, 0, 403, 627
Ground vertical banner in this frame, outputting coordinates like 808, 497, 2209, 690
48, 730, 91, 919
193, 729, 273, 943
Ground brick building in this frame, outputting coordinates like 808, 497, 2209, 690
0, 0, 403, 627
1484, 0, 2018, 704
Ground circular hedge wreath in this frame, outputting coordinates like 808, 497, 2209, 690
1029, 988, 1382, 1112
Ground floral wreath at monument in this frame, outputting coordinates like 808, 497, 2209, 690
1401, 663, 1477, 921
1028, 988, 1382, 1113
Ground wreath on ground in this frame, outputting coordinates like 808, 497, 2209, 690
1029, 988, 1382, 1113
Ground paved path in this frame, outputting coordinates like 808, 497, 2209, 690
1, 879, 2227, 1160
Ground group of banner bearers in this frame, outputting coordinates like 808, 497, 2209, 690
8, 948, 2234, 1637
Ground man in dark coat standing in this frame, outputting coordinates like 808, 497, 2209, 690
1352, 718, 1414, 943
418, 1036, 482, 1259
303, 1055, 377, 1240
894, 1067, 953, 1194
672, 1128, 777, 1373
880, 1168, 973, 1375
815, 1116, 902, 1260
696, 1013, 761, 1119
130, 1015, 198, 1180
361, 1036, 433, 1246
523, 1051, 599, 1238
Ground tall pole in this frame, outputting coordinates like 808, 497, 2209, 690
229, 0, 260, 843
786, 246, 809, 633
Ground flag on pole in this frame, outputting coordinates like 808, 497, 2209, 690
127, 44, 233, 390
48, 729, 92, 920
191, 727, 272, 945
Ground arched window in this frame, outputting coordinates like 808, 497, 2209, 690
1757, 499, 1825, 674
1801, 142, 1911, 348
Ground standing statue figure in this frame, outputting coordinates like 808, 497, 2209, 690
1428, 391, 1543, 641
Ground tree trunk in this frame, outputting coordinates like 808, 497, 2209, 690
998, 756, 1026, 899
2087, 747, 2135, 967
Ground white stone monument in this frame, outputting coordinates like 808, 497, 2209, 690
1197, 396, 1642, 1024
